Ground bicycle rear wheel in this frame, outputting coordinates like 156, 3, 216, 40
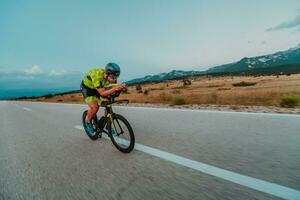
108, 114, 135, 153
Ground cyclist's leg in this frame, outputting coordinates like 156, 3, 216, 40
80, 83, 100, 122
85, 97, 99, 122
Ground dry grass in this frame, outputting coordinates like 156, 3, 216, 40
22, 74, 300, 108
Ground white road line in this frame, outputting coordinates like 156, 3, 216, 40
75, 124, 300, 200
23, 107, 32, 111
74, 125, 84, 130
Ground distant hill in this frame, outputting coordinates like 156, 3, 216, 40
126, 44, 300, 85
206, 44, 300, 73
126, 70, 205, 85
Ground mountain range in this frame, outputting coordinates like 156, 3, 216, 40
126, 44, 300, 85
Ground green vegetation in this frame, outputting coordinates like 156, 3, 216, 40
232, 81, 257, 87
171, 96, 186, 105
182, 79, 192, 86
136, 84, 142, 91
280, 96, 300, 108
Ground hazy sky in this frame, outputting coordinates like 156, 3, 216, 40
1, 0, 300, 83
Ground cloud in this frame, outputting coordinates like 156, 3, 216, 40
266, 14, 300, 31
24, 65, 43, 75
49, 69, 66, 76
23, 65, 67, 76
16, 75, 35, 80
261, 41, 267, 45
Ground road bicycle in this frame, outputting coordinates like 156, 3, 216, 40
82, 90, 135, 153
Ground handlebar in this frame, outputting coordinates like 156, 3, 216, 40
100, 98, 129, 107
101, 84, 128, 107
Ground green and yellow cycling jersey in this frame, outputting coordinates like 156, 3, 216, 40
82, 68, 110, 89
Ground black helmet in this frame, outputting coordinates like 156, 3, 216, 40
105, 62, 120, 79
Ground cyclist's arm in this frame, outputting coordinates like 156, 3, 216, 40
97, 84, 126, 97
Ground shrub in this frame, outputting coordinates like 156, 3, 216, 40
183, 79, 191, 86
280, 96, 300, 108
57, 99, 63, 102
232, 81, 257, 87
171, 96, 186, 105
136, 84, 142, 91
143, 89, 149, 95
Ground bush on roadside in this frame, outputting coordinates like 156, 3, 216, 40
182, 79, 191, 86
232, 81, 257, 87
136, 84, 142, 91
171, 96, 186, 105
280, 96, 300, 108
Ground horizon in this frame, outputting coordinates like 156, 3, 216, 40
0, 40, 299, 99
1, 0, 300, 98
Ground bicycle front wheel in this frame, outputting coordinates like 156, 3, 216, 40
108, 114, 135, 153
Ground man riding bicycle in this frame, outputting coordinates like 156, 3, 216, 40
80, 63, 126, 135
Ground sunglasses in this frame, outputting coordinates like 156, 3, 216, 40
108, 74, 118, 79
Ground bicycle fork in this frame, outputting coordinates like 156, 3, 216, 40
104, 106, 123, 136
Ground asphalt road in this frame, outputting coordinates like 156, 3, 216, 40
0, 101, 299, 200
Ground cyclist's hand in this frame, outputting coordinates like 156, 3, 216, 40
114, 84, 126, 92
116, 84, 127, 91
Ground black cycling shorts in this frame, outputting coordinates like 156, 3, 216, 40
80, 82, 101, 103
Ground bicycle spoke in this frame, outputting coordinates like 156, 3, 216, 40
109, 114, 134, 152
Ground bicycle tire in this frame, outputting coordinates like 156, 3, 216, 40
108, 114, 135, 153
82, 110, 99, 140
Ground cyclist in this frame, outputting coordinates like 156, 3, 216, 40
80, 63, 126, 135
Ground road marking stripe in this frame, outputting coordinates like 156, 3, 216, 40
74, 125, 300, 200
74, 125, 84, 130
23, 107, 32, 111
